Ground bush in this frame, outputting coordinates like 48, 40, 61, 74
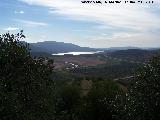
82, 80, 123, 120
55, 84, 81, 120
121, 56, 160, 120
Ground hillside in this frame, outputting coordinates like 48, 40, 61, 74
107, 49, 160, 63
30, 41, 98, 54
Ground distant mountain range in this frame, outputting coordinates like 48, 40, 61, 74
20, 41, 160, 57
21, 41, 98, 57
100, 47, 160, 52
30, 41, 98, 53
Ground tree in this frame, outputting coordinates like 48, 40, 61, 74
55, 84, 81, 120
82, 80, 123, 120
122, 56, 160, 120
0, 31, 55, 120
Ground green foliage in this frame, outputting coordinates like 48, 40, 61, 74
54, 80, 123, 120
1, 31, 160, 120
55, 84, 81, 120
120, 56, 160, 120
71, 61, 142, 80
0, 31, 55, 120
81, 80, 123, 120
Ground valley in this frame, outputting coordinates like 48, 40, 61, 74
49, 48, 160, 88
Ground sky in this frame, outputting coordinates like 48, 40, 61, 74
0, 0, 160, 48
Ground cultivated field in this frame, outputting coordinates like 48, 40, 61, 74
53, 54, 106, 70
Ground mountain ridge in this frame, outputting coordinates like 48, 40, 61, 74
20, 41, 160, 57
30, 41, 98, 54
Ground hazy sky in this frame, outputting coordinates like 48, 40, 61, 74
0, 0, 160, 48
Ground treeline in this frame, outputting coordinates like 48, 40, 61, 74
0, 31, 160, 120
70, 61, 142, 80
107, 49, 160, 63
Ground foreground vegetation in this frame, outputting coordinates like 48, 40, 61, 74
0, 31, 55, 120
0, 31, 160, 120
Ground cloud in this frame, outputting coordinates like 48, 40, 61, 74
15, 19, 48, 27
18, 0, 160, 31
18, 0, 160, 47
14, 10, 24, 14
4, 27, 19, 31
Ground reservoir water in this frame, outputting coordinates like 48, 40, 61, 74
52, 51, 103, 56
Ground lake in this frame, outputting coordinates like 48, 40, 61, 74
52, 51, 103, 56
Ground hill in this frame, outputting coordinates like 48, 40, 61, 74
20, 41, 99, 57
107, 49, 160, 63
30, 41, 98, 54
